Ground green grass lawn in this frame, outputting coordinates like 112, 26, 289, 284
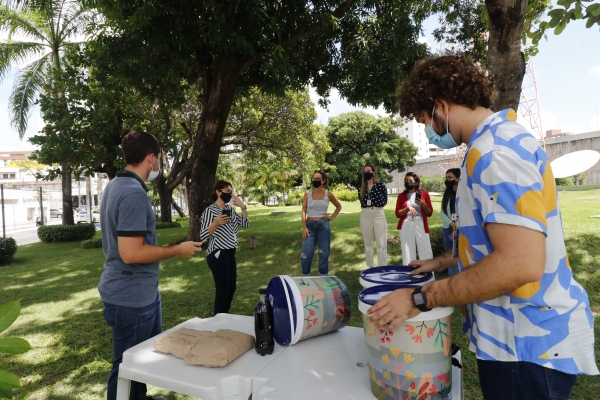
1, 190, 599, 399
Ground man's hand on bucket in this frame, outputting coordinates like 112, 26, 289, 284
367, 289, 420, 330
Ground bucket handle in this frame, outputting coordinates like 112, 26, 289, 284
282, 275, 304, 345
278, 276, 295, 345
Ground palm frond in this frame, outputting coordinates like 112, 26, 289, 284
0, 40, 48, 81
8, 54, 51, 138
0, 5, 47, 43
58, 5, 99, 43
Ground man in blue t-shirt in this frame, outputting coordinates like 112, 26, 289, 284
99, 131, 201, 400
367, 56, 597, 399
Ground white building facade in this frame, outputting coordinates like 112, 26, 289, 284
396, 119, 456, 160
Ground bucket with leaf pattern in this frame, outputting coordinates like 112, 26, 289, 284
359, 285, 454, 400
266, 275, 351, 345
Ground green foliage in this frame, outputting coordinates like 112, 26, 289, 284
556, 176, 574, 186
37, 224, 96, 243
557, 184, 600, 191
420, 176, 446, 193
331, 188, 359, 202
81, 238, 102, 249
0, 300, 31, 399
537, 0, 600, 45
155, 222, 182, 230
0, 238, 18, 265
284, 190, 305, 206
174, 216, 190, 222
324, 112, 418, 188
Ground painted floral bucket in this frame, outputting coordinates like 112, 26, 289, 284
359, 285, 454, 400
266, 275, 351, 345
360, 266, 434, 289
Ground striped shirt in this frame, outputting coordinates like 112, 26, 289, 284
199, 204, 249, 254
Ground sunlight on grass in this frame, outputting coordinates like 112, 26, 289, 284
0, 192, 598, 399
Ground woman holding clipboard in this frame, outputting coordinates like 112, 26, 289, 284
199, 180, 249, 315
395, 172, 433, 264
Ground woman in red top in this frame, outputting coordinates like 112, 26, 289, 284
395, 172, 433, 264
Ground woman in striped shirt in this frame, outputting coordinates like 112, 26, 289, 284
199, 180, 249, 315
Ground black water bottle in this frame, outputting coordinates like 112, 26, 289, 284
254, 288, 274, 355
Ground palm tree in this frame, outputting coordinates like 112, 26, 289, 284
0, 0, 98, 224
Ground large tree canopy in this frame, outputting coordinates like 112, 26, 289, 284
324, 111, 417, 188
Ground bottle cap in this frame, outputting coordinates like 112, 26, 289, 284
259, 288, 267, 294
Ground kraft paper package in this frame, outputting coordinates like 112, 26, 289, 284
184, 329, 255, 367
153, 327, 211, 359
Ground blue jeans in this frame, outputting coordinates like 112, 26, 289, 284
301, 220, 331, 275
477, 359, 577, 400
103, 293, 162, 400
442, 227, 458, 276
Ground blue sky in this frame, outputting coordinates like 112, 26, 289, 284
1, 15, 599, 151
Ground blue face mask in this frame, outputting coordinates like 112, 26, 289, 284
425, 104, 458, 149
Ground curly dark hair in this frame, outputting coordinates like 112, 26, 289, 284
396, 55, 496, 119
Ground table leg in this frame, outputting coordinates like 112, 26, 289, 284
116, 376, 131, 400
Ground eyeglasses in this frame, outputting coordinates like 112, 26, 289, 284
218, 189, 233, 194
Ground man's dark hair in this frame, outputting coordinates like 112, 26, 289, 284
121, 131, 161, 165
396, 55, 496, 119
212, 180, 233, 201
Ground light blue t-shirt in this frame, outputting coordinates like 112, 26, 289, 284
98, 170, 159, 308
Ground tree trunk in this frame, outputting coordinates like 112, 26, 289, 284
61, 161, 74, 225
186, 58, 241, 240
155, 175, 173, 223
486, 0, 527, 111
171, 198, 185, 217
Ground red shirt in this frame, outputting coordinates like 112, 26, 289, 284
395, 190, 433, 233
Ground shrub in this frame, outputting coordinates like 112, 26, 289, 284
428, 227, 446, 257
0, 237, 18, 264
283, 190, 304, 206
81, 238, 103, 249
420, 176, 446, 193
174, 216, 189, 222
0, 300, 32, 398
38, 223, 96, 243
156, 221, 182, 229
555, 177, 573, 186
330, 184, 359, 202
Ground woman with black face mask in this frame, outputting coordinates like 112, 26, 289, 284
199, 180, 249, 315
441, 168, 461, 276
395, 172, 433, 264
300, 170, 342, 275
359, 164, 388, 267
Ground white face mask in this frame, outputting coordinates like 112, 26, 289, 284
147, 155, 160, 182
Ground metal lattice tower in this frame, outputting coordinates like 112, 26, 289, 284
518, 57, 546, 150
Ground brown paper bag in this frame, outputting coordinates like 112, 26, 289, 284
153, 327, 212, 359
184, 329, 255, 367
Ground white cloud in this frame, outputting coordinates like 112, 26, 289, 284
588, 66, 600, 78
309, 87, 390, 125
590, 114, 600, 132
561, 124, 583, 135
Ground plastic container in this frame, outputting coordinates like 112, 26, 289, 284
254, 288, 274, 356
360, 265, 434, 289
266, 275, 351, 345
359, 285, 453, 400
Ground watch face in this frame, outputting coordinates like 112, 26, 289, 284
414, 293, 426, 306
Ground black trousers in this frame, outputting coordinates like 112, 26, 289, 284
206, 248, 237, 315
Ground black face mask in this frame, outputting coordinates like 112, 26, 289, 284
445, 180, 456, 188
364, 172, 374, 180
404, 182, 416, 190
312, 180, 322, 188
220, 192, 232, 203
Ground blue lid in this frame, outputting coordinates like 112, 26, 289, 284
266, 276, 298, 346
358, 284, 421, 306
360, 265, 433, 287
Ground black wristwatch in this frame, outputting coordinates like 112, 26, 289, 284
412, 287, 432, 312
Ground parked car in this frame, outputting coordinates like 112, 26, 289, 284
75, 209, 100, 223
50, 208, 62, 218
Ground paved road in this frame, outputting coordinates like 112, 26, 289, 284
3, 218, 100, 246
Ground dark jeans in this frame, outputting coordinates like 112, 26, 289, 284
477, 359, 577, 400
207, 248, 237, 315
442, 227, 458, 276
103, 293, 162, 400
300, 219, 331, 275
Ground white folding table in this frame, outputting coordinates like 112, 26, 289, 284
116, 314, 463, 400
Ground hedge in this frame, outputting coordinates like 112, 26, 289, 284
0, 237, 18, 264
156, 221, 182, 229
37, 223, 96, 243
81, 238, 103, 249
419, 176, 446, 193
333, 189, 359, 202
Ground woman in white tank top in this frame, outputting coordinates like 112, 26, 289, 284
300, 170, 342, 275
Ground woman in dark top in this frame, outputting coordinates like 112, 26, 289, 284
199, 180, 249, 315
440, 168, 460, 276
359, 163, 388, 267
